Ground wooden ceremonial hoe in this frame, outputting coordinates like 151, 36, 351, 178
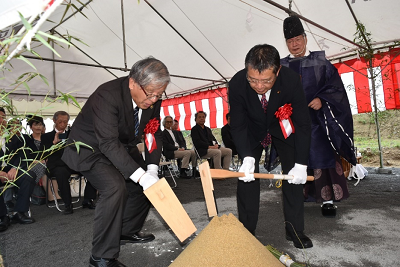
199, 161, 314, 217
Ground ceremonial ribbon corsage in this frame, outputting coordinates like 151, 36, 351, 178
143, 118, 159, 153
274, 103, 295, 139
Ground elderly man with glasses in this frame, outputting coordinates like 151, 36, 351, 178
229, 44, 313, 249
161, 116, 197, 179
62, 57, 170, 267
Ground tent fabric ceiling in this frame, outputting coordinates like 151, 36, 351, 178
1, 0, 400, 104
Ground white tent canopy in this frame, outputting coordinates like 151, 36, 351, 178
1, 0, 400, 115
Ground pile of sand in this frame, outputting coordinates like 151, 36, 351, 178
170, 213, 281, 267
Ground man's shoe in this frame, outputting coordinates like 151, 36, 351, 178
321, 203, 337, 217
180, 168, 189, 178
120, 232, 155, 244
5, 201, 14, 213
192, 170, 200, 178
0, 215, 10, 231
64, 204, 73, 215
286, 231, 313, 249
82, 199, 96, 209
89, 255, 127, 267
10, 212, 35, 224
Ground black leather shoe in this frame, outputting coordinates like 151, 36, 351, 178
192, 170, 200, 178
10, 212, 35, 224
0, 216, 10, 232
64, 204, 73, 215
82, 199, 96, 209
321, 203, 337, 217
180, 168, 189, 178
286, 231, 313, 249
120, 232, 155, 244
89, 255, 127, 267
5, 201, 14, 213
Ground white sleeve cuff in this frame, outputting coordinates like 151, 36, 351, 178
130, 167, 146, 183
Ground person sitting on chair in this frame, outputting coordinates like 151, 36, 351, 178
41, 111, 97, 214
162, 116, 197, 179
221, 112, 238, 157
191, 111, 232, 170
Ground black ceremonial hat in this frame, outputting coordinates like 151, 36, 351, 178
283, 16, 304, 40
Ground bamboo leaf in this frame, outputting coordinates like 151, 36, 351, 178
18, 12, 32, 31
16, 55, 37, 70
34, 34, 61, 57
38, 74, 49, 86
22, 82, 31, 94
37, 31, 71, 45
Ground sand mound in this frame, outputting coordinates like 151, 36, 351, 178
170, 213, 281, 267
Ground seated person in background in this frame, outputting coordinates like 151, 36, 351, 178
162, 116, 197, 179
221, 112, 238, 157
0, 108, 37, 225
191, 111, 232, 170
41, 111, 97, 214
172, 119, 186, 147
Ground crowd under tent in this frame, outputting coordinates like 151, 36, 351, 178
1, 0, 399, 128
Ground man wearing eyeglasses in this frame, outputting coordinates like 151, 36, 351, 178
62, 57, 170, 267
229, 44, 312, 249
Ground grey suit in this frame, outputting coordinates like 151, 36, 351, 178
62, 76, 162, 259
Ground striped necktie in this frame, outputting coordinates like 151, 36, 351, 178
260, 94, 271, 147
134, 106, 139, 137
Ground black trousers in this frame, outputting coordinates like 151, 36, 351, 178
0, 170, 36, 214
82, 161, 150, 259
237, 143, 304, 235
49, 165, 97, 205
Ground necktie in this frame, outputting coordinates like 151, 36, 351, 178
134, 106, 139, 137
260, 94, 272, 147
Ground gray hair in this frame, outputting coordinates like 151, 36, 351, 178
53, 111, 70, 121
129, 57, 170, 89
162, 115, 173, 127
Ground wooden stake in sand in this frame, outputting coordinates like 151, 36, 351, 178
144, 178, 197, 242
170, 213, 282, 267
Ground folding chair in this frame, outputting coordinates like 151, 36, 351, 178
45, 174, 84, 212
159, 154, 178, 188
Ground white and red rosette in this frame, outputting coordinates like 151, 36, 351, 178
274, 103, 295, 139
143, 118, 159, 153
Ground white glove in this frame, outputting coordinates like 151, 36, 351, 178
146, 164, 159, 178
139, 173, 159, 191
238, 157, 255, 182
287, 163, 307, 184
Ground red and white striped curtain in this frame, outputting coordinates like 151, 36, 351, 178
335, 47, 400, 114
161, 48, 400, 130
161, 87, 229, 131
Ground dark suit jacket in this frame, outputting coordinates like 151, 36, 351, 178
162, 130, 180, 160
41, 130, 69, 171
61, 76, 162, 179
229, 67, 311, 172
221, 123, 237, 155
175, 130, 187, 149
191, 124, 219, 158
1, 134, 43, 172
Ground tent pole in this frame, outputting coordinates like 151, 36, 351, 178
51, 30, 57, 97
120, 0, 128, 69
259, 0, 366, 50
144, 0, 228, 83
22, 55, 222, 83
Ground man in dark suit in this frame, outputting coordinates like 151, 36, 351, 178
229, 44, 312, 249
162, 116, 196, 178
191, 111, 232, 170
172, 119, 186, 149
221, 112, 238, 156
62, 57, 170, 267
41, 111, 97, 214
